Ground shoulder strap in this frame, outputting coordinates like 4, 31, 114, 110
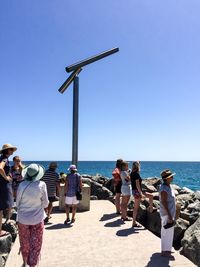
17, 181, 33, 210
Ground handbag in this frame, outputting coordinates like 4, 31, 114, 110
76, 174, 82, 201
76, 191, 82, 201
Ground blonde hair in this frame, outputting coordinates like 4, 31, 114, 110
132, 161, 140, 172
121, 161, 129, 171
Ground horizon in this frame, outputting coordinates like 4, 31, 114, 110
1, 1, 200, 161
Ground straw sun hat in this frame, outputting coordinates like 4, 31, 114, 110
0, 144, 17, 154
161, 169, 176, 180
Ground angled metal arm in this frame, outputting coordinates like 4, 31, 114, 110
65, 47, 119, 73
58, 68, 82, 94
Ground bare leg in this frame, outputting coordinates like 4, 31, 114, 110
115, 193, 121, 213
71, 205, 77, 221
145, 192, 155, 212
65, 204, 70, 220
132, 197, 141, 226
47, 202, 53, 218
5, 208, 12, 223
121, 196, 130, 219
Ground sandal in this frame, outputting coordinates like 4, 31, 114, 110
71, 218, 75, 223
64, 218, 70, 224
132, 222, 142, 228
122, 217, 132, 221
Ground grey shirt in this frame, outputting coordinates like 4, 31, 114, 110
159, 183, 176, 218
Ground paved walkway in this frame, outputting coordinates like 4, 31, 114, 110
6, 200, 195, 267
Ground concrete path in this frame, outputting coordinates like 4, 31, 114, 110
6, 200, 196, 267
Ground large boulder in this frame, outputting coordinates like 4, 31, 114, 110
90, 181, 113, 200
146, 211, 161, 236
82, 178, 91, 186
143, 177, 161, 188
0, 234, 12, 254
142, 183, 157, 193
104, 178, 114, 193
173, 218, 190, 249
0, 256, 6, 267
171, 184, 182, 192
193, 191, 200, 201
181, 217, 200, 266
2, 221, 18, 242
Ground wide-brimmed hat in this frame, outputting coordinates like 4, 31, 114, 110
161, 169, 176, 180
22, 163, 45, 181
68, 164, 77, 172
0, 144, 17, 154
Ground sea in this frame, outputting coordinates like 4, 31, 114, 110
23, 161, 200, 191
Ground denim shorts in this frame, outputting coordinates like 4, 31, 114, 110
121, 185, 131, 196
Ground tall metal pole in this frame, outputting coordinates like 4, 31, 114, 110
72, 75, 79, 166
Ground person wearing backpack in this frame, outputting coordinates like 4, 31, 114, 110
64, 165, 82, 224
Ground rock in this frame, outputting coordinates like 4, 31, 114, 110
180, 211, 191, 222
90, 195, 98, 200
146, 211, 161, 235
171, 184, 182, 192
193, 191, 200, 201
137, 204, 148, 226
174, 218, 190, 249
181, 217, 200, 266
82, 174, 93, 179
182, 187, 194, 194
0, 256, 6, 267
143, 177, 162, 188
92, 174, 109, 185
2, 221, 18, 242
82, 178, 91, 186
90, 181, 113, 200
10, 210, 17, 221
104, 178, 114, 193
176, 193, 193, 204
142, 183, 157, 193
187, 201, 200, 212
151, 192, 159, 200
0, 233, 12, 254
153, 200, 160, 209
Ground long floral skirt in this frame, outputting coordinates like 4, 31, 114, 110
18, 222, 44, 267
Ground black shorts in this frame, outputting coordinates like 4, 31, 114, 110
48, 196, 59, 203
114, 181, 122, 194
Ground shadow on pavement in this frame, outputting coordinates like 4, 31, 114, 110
104, 219, 125, 227
99, 213, 119, 221
145, 252, 174, 267
45, 223, 73, 230
116, 227, 146, 236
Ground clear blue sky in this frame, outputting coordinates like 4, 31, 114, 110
1, 0, 200, 161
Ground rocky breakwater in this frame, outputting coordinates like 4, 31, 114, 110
82, 174, 114, 200
126, 177, 200, 266
0, 211, 18, 267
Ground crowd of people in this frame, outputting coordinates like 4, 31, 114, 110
0, 143, 82, 267
112, 159, 176, 259
0, 143, 177, 265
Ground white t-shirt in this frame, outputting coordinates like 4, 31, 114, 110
16, 180, 49, 225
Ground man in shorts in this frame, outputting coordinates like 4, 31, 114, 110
42, 162, 60, 222
64, 165, 82, 224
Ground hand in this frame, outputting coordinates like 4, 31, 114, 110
6, 176, 12, 182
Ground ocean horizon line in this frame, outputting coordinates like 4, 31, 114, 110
21, 160, 200, 163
